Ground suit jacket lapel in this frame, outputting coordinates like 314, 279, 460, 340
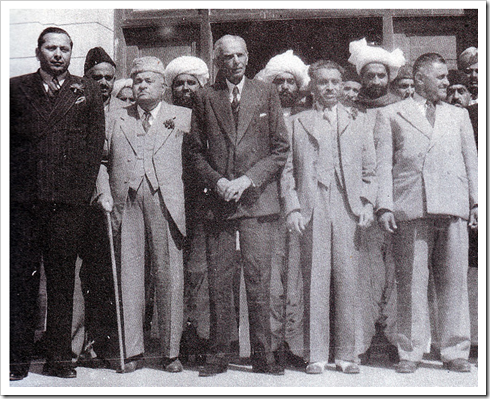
209, 81, 236, 144
397, 98, 432, 140
18, 72, 52, 122
236, 78, 258, 144
337, 103, 352, 137
428, 103, 450, 151
119, 104, 140, 154
298, 110, 322, 144
152, 102, 175, 154
47, 74, 82, 128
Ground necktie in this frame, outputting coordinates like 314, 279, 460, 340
142, 111, 151, 133
231, 86, 240, 127
47, 76, 61, 101
426, 100, 436, 128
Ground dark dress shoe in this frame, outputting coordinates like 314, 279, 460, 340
43, 362, 77, 378
286, 351, 308, 370
118, 358, 144, 373
252, 362, 285, 375
162, 357, 183, 373
198, 363, 228, 377
443, 358, 471, 372
10, 368, 28, 381
395, 360, 418, 374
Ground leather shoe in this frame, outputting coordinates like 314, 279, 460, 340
252, 362, 285, 375
10, 368, 28, 381
336, 363, 360, 374
162, 357, 183, 373
395, 360, 418, 374
118, 358, 144, 373
443, 358, 471, 373
306, 362, 325, 374
199, 362, 228, 377
43, 362, 77, 378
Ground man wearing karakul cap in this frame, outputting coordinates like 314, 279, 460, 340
391, 64, 415, 99
96, 56, 191, 373
348, 38, 406, 364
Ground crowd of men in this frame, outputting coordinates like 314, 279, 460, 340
10, 26, 478, 381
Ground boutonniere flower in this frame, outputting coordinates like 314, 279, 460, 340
164, 117, 176, 130
349, 106, 359, 120
70, 83, 85, 96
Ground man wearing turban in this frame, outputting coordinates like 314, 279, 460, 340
348, 38, 405, 365
96, 56, 191, 373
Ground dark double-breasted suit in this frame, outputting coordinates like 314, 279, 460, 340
185, 77, 289, 367
10, 71, 105, 369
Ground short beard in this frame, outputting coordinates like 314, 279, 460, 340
362, 85, 388, 100
279, 90, 298, 108
172, 93, 195, 109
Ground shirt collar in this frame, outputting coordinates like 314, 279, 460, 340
39, 68, 67, 87
314, 101, 337, 113
137, 101, 162, 121
226, 77, 245, 95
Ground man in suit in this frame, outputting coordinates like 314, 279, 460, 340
10, 27, 105, 380
96, 56, 190, 373
282, 60, 377, 374
186, 34, 289, 377
375, 53, 478, 373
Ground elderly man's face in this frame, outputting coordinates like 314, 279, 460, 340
393, 78, 415, 99
463, 62, 478, 96
117, 87, 134, 104
361, 63, 389, 99
416, 62, 449, 103
132, 71, 164, 109
342, 81, 361, 102
447, 84, 471, 108
311, 67, 342, 108
36, 33, 72, 77
87, 62, 116, 103
172, 73, 200, 109
272, 72, 299, 108
217, 38, 248, 85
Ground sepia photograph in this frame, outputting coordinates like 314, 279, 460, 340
2, 1, 485, 395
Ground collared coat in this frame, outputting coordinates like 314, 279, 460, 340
375, 97, 478, 221
281, 103, 377, 224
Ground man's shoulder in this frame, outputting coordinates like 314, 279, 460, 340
164, 101, 192, 117
10, 72, 39, 87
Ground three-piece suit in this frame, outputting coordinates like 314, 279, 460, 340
375, 97, 478, 362
186, 77, 289, 367
96, 101, 191, 360
281, 103, 377, 363
10, 71, 105, 369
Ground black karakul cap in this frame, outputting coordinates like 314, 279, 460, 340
84, 47, 116, 75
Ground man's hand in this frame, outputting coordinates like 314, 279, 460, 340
287, 211, 306, 235
223, 175, 253, 202
216, 177, 232, 200
97, 193, 114, 213
469, 206, 478, 230
358, 202, 374, 228
378, 210, 397, 233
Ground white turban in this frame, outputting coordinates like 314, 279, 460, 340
258, 50, 310, 90
113, 78, 133, 96
458, 47, 478, 70
164, 56, 209, 88
348, 38, 406, 82
130, 56, 165, 77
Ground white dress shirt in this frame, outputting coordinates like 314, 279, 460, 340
39, 68, 66, 92
137, 102, 162, 127
226, 77, 245, 103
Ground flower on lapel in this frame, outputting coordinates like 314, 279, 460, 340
69, 82, 85, 96
164, 117, 176, 130
349, 106, 359, 120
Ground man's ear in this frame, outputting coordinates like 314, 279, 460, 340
35, 47, 40, 61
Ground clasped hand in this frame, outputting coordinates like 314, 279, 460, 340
216, 176, 252, 202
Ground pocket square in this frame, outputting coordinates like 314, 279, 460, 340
75, 96, 86, 105
259, 113, 267, 118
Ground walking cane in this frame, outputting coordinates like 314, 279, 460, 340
105, 211, 125, 373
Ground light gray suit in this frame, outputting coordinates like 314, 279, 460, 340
97, 101, 191, 359
375, 97, 478, 362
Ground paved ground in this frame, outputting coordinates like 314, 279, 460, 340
7, 354, 481, 395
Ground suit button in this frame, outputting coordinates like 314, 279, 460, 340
127, 159, 131, 162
